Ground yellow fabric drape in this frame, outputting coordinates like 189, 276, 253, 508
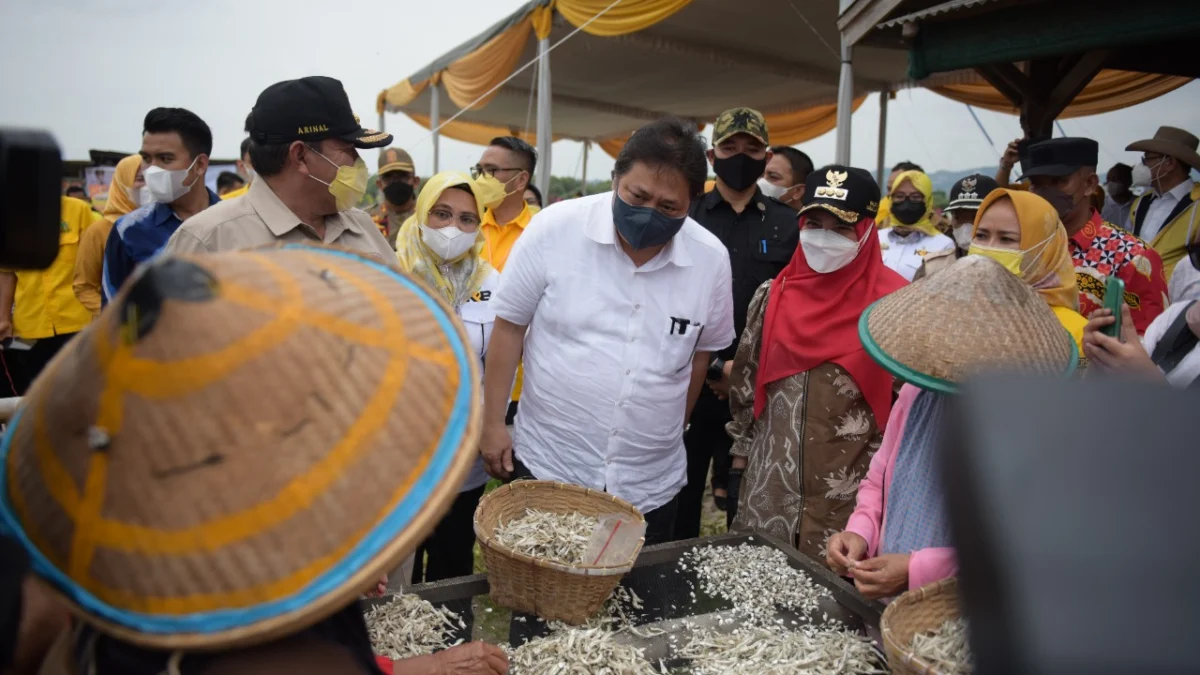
599, 136, 629, 159
442, 16, 533, 110
768, 97, 866, 145
532, 3, 555, 40
405, 113, 553, 147
377, 79, 429, 114
555, 0, 692, 36
930, 69, 1191, 119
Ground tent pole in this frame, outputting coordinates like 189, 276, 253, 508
536, 37, 553, 199
378, 111, 386, 134
835, 37, 854, 164
431, 82, 441, 174
581, 142, 589, 196
875, 90, 888, 188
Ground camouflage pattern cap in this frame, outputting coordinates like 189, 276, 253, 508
713, 107, 769, 146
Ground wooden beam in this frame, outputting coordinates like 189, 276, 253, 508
1045, 49, 1108, 118
975, 63, 1034, 106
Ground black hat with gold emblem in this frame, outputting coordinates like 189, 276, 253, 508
945, 174, 999, 212
247, 76, 392, 149
798, 165, 880, 224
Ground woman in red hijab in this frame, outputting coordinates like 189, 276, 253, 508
726, 165, 907, 562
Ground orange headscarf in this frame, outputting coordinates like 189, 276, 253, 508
974, 189, 1079, 311
102, 155, 144, 223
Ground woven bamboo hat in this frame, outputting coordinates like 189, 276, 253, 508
0, 245, 480, 650
858, 255, 1078, 393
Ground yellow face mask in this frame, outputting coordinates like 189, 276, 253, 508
309, 149, 369, 212
967, 244, 1024, 275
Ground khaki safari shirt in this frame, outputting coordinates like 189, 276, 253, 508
164, 178, 394, 260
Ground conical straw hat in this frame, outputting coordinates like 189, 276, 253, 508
0, 244, 480, 650
858, 255, 1078, 393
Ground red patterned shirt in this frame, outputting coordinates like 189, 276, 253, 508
1069, 210, 1168, 334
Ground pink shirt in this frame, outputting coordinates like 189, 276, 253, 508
844, 384, 957, 591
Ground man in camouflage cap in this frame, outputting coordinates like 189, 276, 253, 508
368, 146, 420, 249
677, 107, 800, 539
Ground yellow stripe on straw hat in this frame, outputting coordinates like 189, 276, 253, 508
0, 244, 481, 650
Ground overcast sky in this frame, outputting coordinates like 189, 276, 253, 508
2, 0, 1197, 182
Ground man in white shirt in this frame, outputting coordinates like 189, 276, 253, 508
1127, 126, 1200, 278
481, 118, 736, 544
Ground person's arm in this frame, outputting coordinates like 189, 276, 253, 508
0, 272, 15, 339
102, 224, 134, 302
1123, 248, 1168, 335
482, 220, 549, 478
73, 220, 106, 315
726, 282, 771, 464
907, 548, 958, 590
684, 351, 710, 425
481, 318, 525, 478
995, 138, 1021, 188
1083, 304, 1166, 381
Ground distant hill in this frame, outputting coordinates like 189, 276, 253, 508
925, 166, 999, 194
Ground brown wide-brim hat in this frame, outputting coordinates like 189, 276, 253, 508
858, 255, 1079, 393
0, 245, 480, 650
1126, 126, 1200, 170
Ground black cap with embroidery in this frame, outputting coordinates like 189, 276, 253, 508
247, 76, 392, 149
946, 174, 1000, 212
798, 165, 881, 224
1017, 137, 1099, 180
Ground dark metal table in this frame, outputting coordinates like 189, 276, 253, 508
363, 531, 884, 667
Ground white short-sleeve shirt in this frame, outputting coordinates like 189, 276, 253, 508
457, 269, 500, 492
879, 228, 956, 281
492, 192, 735, 513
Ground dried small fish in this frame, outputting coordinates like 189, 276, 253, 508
910, 617, 972, 674
680, 627, 886, 675
365, 594, 463, 659
681, 544, 833, 627
506, 625, 663, 675
493, 508, 599, 565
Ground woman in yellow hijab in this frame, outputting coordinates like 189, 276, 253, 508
394, 170, 498, 584
970, 188, 1087, 351
879, 170, 956, 280
72, 155, 145, 315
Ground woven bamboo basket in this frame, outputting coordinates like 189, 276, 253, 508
474, 480, 645, 624
881, 578, 966, 675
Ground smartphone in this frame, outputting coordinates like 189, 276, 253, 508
1103, 276, 1126, 338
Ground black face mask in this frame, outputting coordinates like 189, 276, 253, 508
713, 153, 767, 192
891, 200, 926, 226
383, 180, 414, 207
1031, 186, 1078, 222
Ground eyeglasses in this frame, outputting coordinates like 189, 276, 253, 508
470, 165, 524, 180
428, 207, 481, 229
891, 194, 926, 204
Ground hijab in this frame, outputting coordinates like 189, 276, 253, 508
394, 171, 494, 309
975, 189, 1080, 311
888, 171, 941, 237
756, 212, 907, 427
102, 155, 144, 223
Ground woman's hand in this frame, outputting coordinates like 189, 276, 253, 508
1083, 305, 1163, 381
706, 360, 735, 400
826, 531, 868, 576
480, 422, 514, 479
425, 642, 509, 675
851, 553, 911, 600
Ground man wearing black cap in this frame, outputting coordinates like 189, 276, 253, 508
367, 146, 419, 249
1022, 137, 1167, 334
917, 174, 1000, 279
165, 76, 394, 260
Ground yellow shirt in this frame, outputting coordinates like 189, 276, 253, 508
481, 202, 535, 271
1051, 305, 1088, 357
9, 197, 95, 339
221, 183, 250, 200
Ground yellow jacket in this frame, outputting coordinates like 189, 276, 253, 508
9, 197, 95, 338
1130, 184, 1200, 279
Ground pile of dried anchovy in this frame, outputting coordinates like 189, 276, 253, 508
365, 594, 465, 659
681, 542, 832, 626
506, 625, 664, 675
493, 508, 599, 565
910, 618, 972, 674
680, 627, 885, 675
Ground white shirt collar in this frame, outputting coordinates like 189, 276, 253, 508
1158, 178, 1194, 202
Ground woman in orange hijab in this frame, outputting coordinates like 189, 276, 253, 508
72, 155, 145, 315
969, 188, 1087, 351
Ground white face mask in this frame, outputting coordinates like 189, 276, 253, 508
144, 157, 199, 204
1131, 162, 1153, 189
421, 225, 478, 261
122, 184, 152, 208
800, 226, 868, 273
757, 178, 792, 201
953, 223, 974, 249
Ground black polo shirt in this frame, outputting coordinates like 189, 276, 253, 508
690, 187, 799, 361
